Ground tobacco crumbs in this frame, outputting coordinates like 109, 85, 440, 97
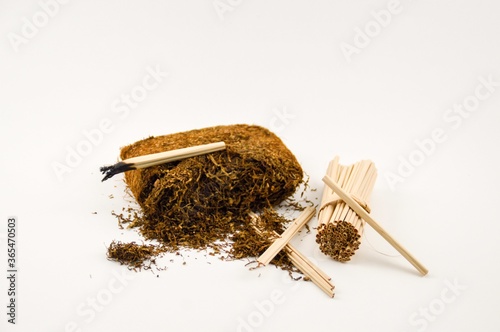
105, 125, 312, 274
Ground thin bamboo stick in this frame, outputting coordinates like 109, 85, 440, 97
318, 163, 334, 227
322, 175, 428, 276
316, 157, 377, 262
250, 213, 335, 297
100, 141, 226, 181
286, 247, 334, 297
257, 207, 316, 266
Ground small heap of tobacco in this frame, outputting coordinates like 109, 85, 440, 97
107, 241, 164, 271
106, 124, 307, 273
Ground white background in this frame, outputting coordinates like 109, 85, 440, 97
1, 1, 500, 331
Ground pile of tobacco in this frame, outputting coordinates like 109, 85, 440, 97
106, 124, 307, 272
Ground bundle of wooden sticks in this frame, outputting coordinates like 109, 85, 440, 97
316, 157, 377, 262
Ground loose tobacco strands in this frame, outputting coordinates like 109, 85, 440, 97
114, 125, 304, 251
106, 241, 163, 270
322, 175, 428, 276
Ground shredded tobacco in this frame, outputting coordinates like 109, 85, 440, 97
107, 241, 164, 270
229, 208, 298, 271
107, 124, 307, 273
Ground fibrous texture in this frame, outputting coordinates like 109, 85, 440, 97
119, 124, 304, 253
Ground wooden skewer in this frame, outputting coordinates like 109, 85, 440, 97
285, 245, 334, 297
322, 175, 428, 276
100, 141, 226, 181
250, 213, 334, 297
285, 244, 332, 286
318, 160, 335, 227
317, 158, 378, 262
257, 207, 316, 266
318, 156, 341, 227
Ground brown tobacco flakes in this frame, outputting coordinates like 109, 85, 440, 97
107, 241, 164, 271
111, 207, 144, 230
106, 124, 307, 274
229, 209, 297, 272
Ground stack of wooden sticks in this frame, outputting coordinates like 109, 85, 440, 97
316, 157, 377, 262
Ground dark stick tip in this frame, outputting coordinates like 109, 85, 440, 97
100, 162, 134, 182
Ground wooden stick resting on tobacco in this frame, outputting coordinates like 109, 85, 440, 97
322, 175, 428, 276
100, 141, 226, 181
250, 213, 335, 298
257, 207, 316, 266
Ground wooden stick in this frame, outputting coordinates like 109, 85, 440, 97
285, 246, 335, 297
318, 156, 342, 227
285, 244, 332, 286
100, 141, 226, 181
318, 159, 337, 227
257, 207, 316, 266
250, 213, 334, 297
317, 158, 378, 262
322, 175, 428, 276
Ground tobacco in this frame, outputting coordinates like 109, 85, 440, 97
106, 124, 305, 272
107, 241, 164, 270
